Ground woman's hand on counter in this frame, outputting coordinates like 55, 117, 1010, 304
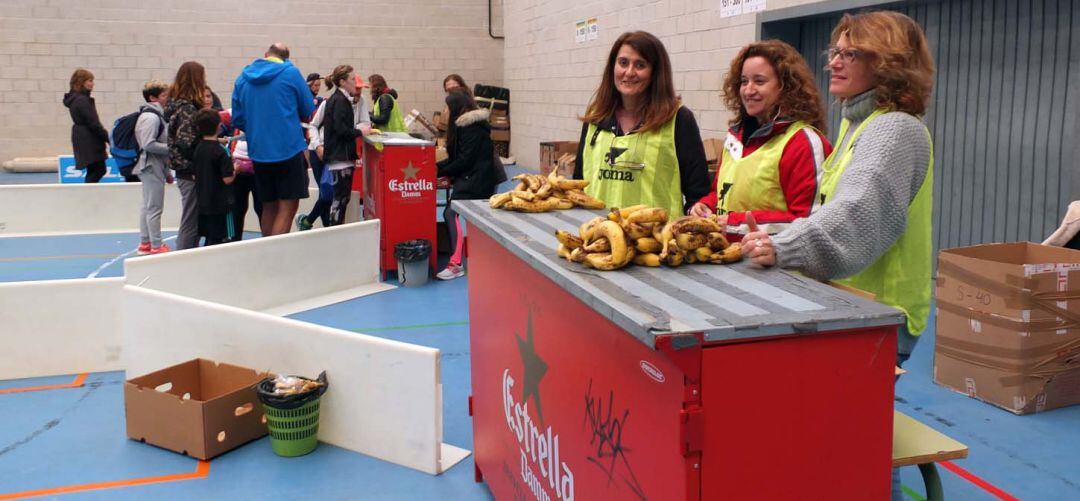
740, 213, 776, 267
689, 202, 713, 218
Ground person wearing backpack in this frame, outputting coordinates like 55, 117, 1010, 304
134, 80, 172, 255
166, 61, 209, 250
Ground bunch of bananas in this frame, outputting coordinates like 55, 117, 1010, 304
554, 206, 742, 271
656, 215, 742, 267
489, 170, 606, 212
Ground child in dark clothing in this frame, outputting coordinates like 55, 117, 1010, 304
192, 109, 236, 246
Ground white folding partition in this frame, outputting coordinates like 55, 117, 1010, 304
123, 220, 392, 315
122, 286, 469, 474
0, 278, 125, 379
0, 183, 358, 237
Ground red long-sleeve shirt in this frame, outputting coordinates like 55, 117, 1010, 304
698, 120, 832, 234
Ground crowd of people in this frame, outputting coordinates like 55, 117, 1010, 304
63, 42, 440, 256
64, 11, 936, 376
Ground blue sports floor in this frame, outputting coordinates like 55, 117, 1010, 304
1, 170, 1078, 500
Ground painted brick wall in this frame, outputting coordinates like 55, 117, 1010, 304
0, 0, 503, 161
502, 0, 823, 169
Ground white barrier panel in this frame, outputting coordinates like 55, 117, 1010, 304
0, 183, 182, 237
0, 183, 359, 237
122, 286, 469, 474
0, 278, 125, 379
124, 220, 391, 315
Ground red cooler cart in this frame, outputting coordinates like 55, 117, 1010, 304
362, 134, 439, 278
457, 201, 904, 501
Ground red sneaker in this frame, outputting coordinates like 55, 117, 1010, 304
136, 242, 152, 255
149, 244, 171, 255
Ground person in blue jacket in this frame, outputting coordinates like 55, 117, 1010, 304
231, 42, 315, 236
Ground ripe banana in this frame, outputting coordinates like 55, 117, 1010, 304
625, 222, 654, 240
625, 207, 668, 225
635, 237, 662, 253
580, 216, 606, 242
675, 232, 708, 251
707, 232, 730, 251
557, 244, 571, 259
593, 220, 629, 266
489, 192, 511, 208
633, 253, 662, 267
721, 243, 743, 263
694, 246, 713, 262
566, 190, 606, 209
510, 197, 561, 212
555, 230, 583, 250
584, 237, 611, 253
510, 190, 535, 202
555, 178, 590, 191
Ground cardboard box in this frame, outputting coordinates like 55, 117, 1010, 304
556, 153, 576, 178
125, 359, 270, 459
539, 141, 578, 175
433, 111, 447, 133
934, 243, 1080, 415
702, 137, 724, 178
490, 115, 510, 130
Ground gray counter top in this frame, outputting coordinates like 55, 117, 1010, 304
457, 200, 904, 348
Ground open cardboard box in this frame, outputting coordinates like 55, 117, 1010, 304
540, 141, 578, 175
935, 242, 1080, 414
125, 358, 270, 459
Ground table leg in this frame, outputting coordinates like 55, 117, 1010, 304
919, 463, 944, 501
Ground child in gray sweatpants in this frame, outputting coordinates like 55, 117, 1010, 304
134, 80, 173, 254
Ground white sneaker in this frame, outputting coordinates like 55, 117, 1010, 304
436, 264, 465, 280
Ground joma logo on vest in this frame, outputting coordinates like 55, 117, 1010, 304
598, 169, 634, 182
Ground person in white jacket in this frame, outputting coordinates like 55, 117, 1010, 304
134, 80, 173, 255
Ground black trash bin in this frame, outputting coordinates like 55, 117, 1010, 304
394, 239, 431, 287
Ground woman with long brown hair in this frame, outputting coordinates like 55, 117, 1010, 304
743, 10, 935, 381
572, 31, 709, 218
689, 40, 831, 240
63, 68, 110, 183
165, 61, 209, 250
368, 74, 406, 133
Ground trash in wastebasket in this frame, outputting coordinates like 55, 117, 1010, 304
256, 371, 328, 410
394, 239, 431, 263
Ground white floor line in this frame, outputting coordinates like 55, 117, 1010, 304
87, 235, 177, 279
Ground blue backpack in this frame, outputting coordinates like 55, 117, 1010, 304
110, 108, 163, 176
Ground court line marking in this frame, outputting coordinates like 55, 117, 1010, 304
87, 235, 177, 279
940, 460, 1019, 501
0, 254, 117, 263
0, 373, 87, 395
349, 320, 469, 332
0, 460, 210, 500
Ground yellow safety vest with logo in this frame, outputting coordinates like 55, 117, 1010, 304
373, 93, 406, 133
817, 109, 934, 336
716, 122, 818, 236
581, 111, 683, 218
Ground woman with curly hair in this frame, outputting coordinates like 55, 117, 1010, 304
690, 40, 830, 239
743, 11, 935, 372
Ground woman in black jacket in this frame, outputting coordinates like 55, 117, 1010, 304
435, 88, 498, 280
321, 65, 364, 225
63, 69, 110, 183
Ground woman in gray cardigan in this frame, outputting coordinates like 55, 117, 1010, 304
741, 12, 935, 499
